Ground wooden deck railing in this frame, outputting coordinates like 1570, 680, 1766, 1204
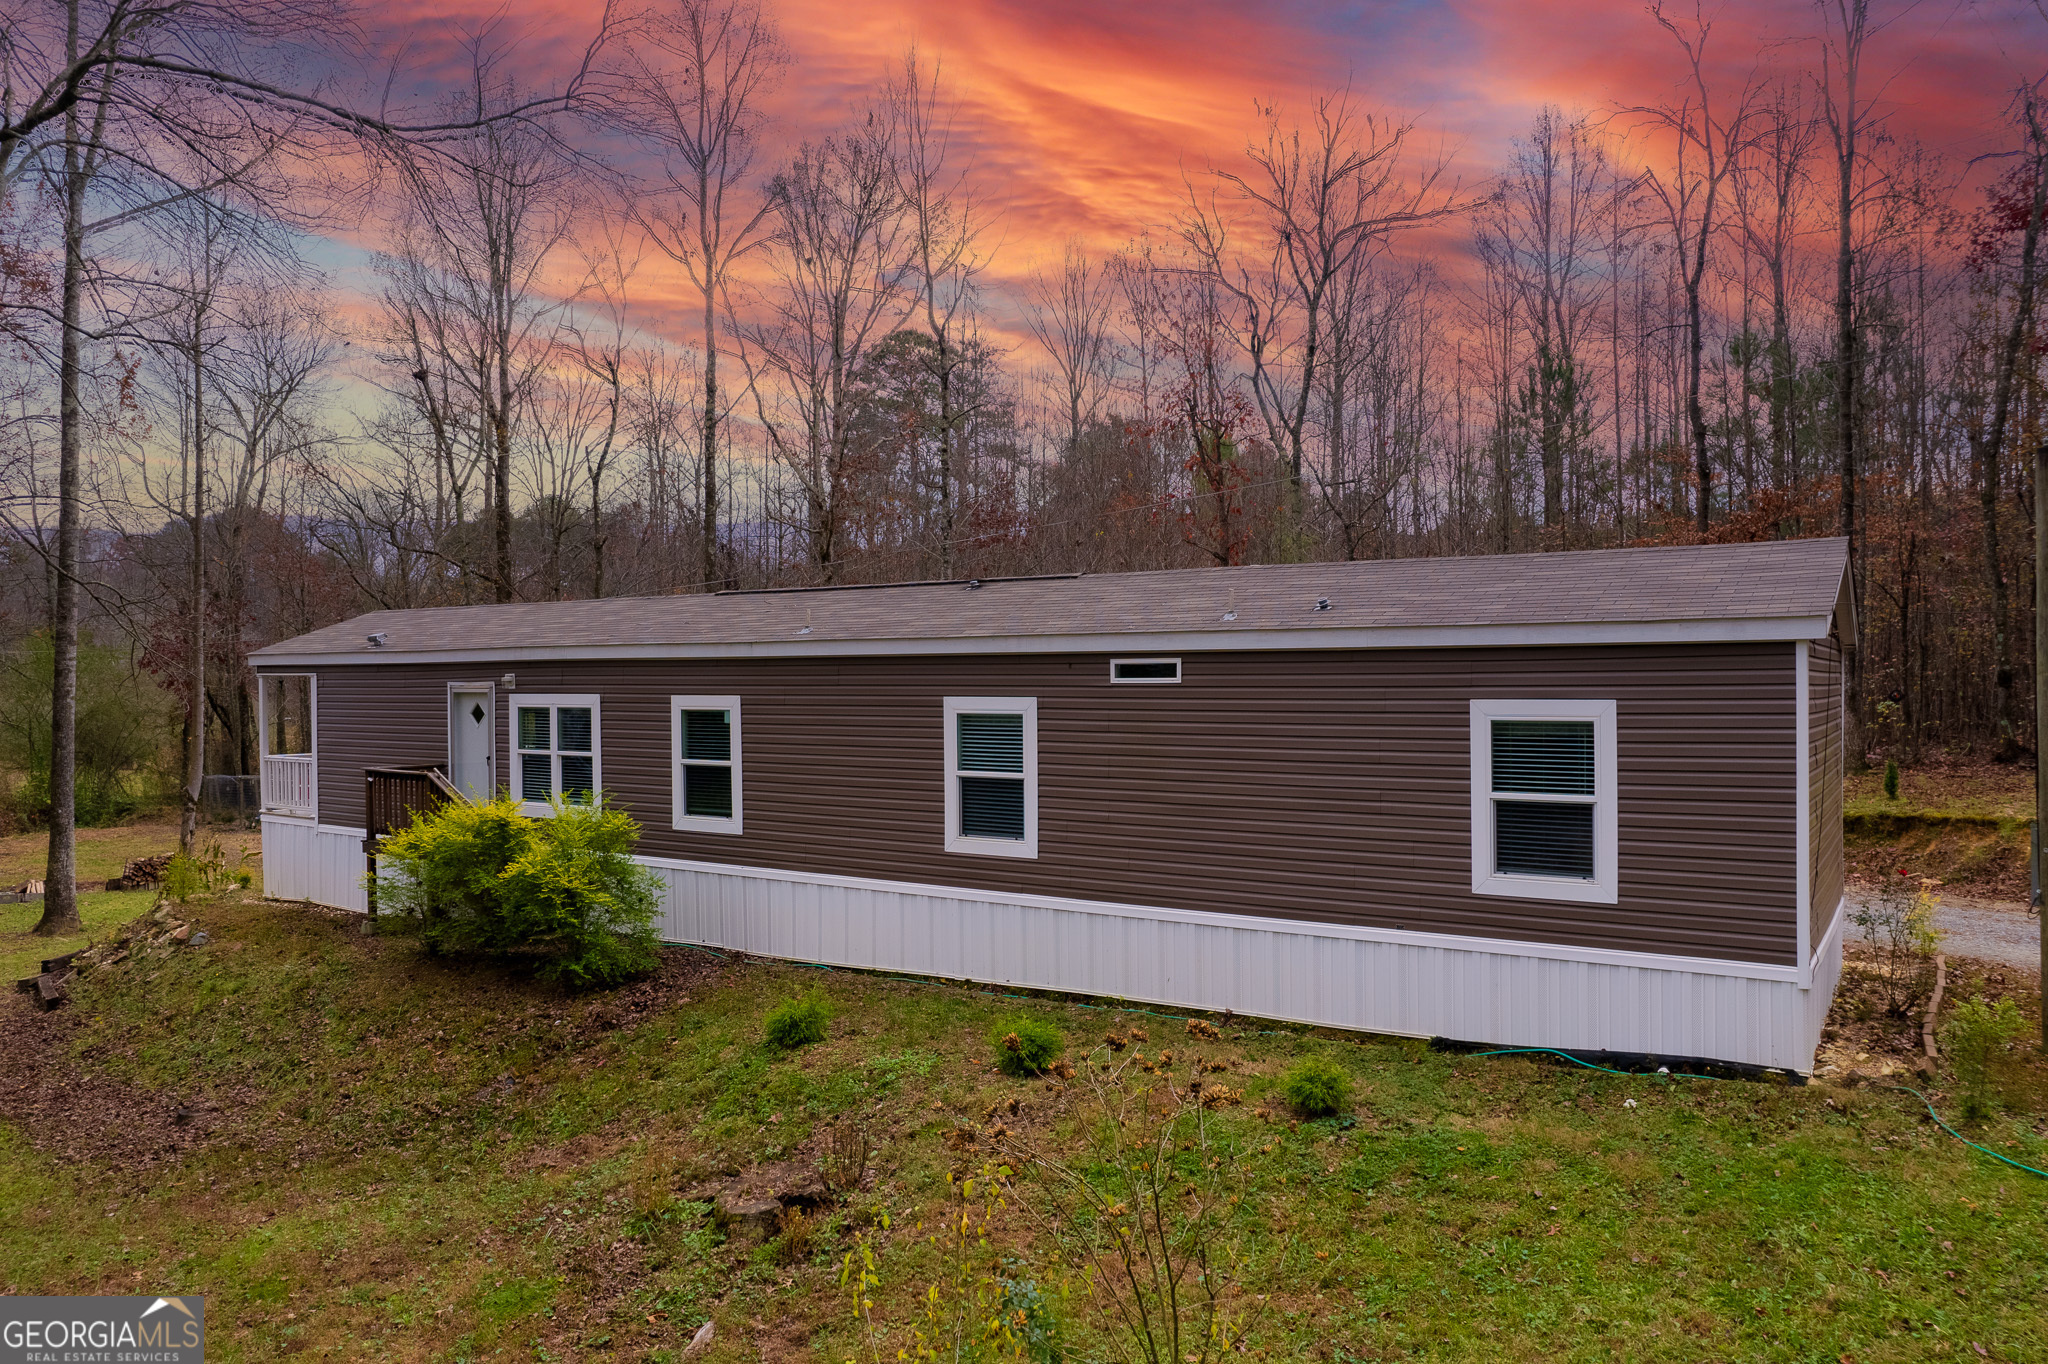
363, 765, 465, 918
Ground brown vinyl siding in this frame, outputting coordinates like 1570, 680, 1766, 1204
286, 640, 1799, 965
1809, 633, 1846, 951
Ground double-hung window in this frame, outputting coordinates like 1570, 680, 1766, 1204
1469, 698, 1617, 905
943, 696, 1038, 859
672, 695, 742, 834
514, 695, 600, 814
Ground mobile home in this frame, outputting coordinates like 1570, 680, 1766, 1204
252, 538, 1852, 1072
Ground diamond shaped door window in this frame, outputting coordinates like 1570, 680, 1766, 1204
470, 703, 486, 724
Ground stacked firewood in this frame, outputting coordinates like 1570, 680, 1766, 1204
107, 854, 173, 891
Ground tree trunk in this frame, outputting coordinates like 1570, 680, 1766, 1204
1979, 116, 2047, 760
492, 357, 514, 603
179, 323, 206, 855
2036, 432, 2047, 1042
36, 7, 86, 936
937, 347, 955, 578
1688, 273, 1710, 535
1835, 57, 1863, 769
701, 279, 720, 592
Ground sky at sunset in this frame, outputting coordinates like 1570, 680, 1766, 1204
321, 0, 2048, 362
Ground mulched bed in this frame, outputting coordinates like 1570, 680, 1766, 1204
0, 992, 242, 1170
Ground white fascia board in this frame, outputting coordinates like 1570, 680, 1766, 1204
634, 853, 1804, 983
251, 613, 1834, 670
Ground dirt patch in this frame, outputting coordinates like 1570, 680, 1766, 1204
1815, 940, 2043, 1094
1846, 821, 2030, 901
0, 992, 250, 1170
572, 944, 728, 1039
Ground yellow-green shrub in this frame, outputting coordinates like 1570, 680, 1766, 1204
374, 794, 661, 988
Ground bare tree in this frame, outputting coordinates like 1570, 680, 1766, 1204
1024, 238, 1120, 459
625, 0, 788, 592
889, 51, 992, 577
1475, 107, 1614, 534
1816, 0, 1896, 761
741, 114, 913, 580
2, 0, 614, 933
1964, 88, 2048, 759
1730, 80, 1820, 489
1180, 90, 1460, 532
381, 54, 578, 603
1627, 2, 1766, 533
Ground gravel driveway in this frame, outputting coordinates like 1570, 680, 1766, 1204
1845, 892, 2041, 971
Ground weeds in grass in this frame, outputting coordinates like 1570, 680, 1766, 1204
1001, 1048, 1276, 1364
1849, 870, 1942, 1016
765, 993, 830, 1049
893, 1167, 1041, 1361
992, 1017, 1064, 1077
1280, 1055, 1351, 1117
1941, 995, 2027, 1120
821, 1118, 872, 1197
838, 1218, 889, 1364
161, 853, 202, 903
772, 1206, 816, 1266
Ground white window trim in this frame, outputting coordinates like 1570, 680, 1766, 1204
1110, 657, 1182, 684
511, 693, 602, 817
671, 694, 743, 835
943, 695, 1038, 860
1469, 698, 1618, 906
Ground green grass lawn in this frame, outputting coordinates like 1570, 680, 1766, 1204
0, 816, 261, 891
2, 894, 2045, 1363
0, 888, 158, 982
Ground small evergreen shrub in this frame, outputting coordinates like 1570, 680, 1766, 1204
1281, 1055, 1352, 1117
1940, 994, 2026, 1120
1883, 758, 1900, 801
374, 794, 662, 988
764, 993, 830, 1049
992, 1016, 1065, 1076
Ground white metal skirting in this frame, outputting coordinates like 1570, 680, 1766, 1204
647, 858, 1841, 1073
259, 816, 368, 913
259, 819, 1842, 1072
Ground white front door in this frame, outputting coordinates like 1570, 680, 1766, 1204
450, 688, 494, 800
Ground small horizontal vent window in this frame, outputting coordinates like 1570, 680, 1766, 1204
945, 698, 1037, 859
1111, 658, 1181, 684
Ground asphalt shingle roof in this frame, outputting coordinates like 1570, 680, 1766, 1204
253, 538, 1851, 661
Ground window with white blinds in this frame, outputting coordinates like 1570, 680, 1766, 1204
512, 695, 601, 815
1469, 699, 1617, 905
671, 696, 742, 834
944, 696, 1038, 859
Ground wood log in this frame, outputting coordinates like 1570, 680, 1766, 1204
1922, 953, 1947, 1062
40, 950, 79, 974
35, 973, 66, 1010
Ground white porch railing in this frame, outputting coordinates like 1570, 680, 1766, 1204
261, 753, 316, 817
